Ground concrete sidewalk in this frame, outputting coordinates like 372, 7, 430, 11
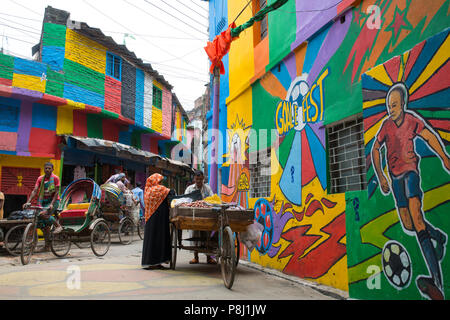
0, 239, 348, 300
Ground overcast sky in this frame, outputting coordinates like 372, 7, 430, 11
0, 0, 211, 111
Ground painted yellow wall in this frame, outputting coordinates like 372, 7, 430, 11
227, 86, 252, 129
56, 107, 74, 135
227, 0, 255, 103
65, 29, 106, 74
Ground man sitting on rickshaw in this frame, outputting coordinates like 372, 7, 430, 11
23, 162, 64, 251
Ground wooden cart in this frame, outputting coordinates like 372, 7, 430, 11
169, 204, 253, 289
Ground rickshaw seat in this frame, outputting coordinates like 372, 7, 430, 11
67, 203, 90, 210
59, 209, 87, 219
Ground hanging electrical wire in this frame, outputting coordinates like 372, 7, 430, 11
122, 0, 206, 41
7, 0, 42, 17
160, 0, 208, 28
142, 0, 209, 37
189, 0, 209, 14
174, 0, 208, 20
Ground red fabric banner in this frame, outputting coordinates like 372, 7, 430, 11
204, 22, 237, 75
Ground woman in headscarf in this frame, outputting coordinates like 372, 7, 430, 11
141, 173, 173, 270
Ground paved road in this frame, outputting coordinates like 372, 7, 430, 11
0, 233, 348, 300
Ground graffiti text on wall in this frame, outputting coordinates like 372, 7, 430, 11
275, 69, 329, 136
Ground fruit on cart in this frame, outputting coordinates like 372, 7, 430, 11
203, 194, 222, 205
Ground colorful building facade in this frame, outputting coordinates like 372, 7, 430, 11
207, 0, 450, 299
0, 6, 192, 214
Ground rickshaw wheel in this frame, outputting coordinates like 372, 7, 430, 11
50, 232, 71, 257
21, 223, 37, 265
137, 217, 145, 240
5, 224, 26, 256
169, 224, 177, 270
118, 217, 134, 245
220, 226, 236, 289
91, 221, 111, 257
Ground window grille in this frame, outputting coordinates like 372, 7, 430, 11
327, 116, 366, 193
249, 148, 271, 198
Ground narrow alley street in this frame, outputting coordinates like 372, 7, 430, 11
0, 232, 347, 301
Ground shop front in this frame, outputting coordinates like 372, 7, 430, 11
61, 135, 193, 195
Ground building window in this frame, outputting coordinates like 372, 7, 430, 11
327, 116, 366, 194
153, 86, 163, 109
250, 148, 271, 198
259, 0, 268, 40
106, 52, 121, 80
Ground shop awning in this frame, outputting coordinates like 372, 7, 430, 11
62, 135, 193, 174
64, 135, 160, 163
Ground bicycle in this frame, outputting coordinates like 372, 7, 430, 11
20, 205, 66, 265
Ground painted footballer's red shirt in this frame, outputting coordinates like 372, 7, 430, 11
377, 112, 426, 177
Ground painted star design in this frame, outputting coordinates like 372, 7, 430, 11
386, 5, 413, 45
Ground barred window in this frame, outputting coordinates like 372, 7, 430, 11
259, 0, 268, 40
152, 86, 162, 109
250, 148, 271, 198
327, 116, 366, 193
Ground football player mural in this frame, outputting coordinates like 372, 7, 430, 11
363, 30, 450, 300
371, 82, 449, 300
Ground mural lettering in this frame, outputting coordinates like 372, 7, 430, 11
275, 69, 329, 137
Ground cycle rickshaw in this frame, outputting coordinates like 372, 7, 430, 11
20, 178, 111, 265
99, 183, 140, 245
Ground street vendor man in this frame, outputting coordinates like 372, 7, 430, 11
23, 162, 64, 251
184, 170, 217, 264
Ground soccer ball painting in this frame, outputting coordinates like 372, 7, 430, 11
382, 240, 412, 289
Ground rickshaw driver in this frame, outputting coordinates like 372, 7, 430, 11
23, 162, 64, 251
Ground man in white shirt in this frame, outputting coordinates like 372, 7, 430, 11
184, 170, 216, 264
185, 170, 214, 199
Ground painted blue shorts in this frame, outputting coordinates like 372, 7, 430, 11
391, 171, 422, 208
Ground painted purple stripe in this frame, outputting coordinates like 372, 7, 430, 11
291, 0, 338, 51
283, 51, 297, 83
16, 100, 33, 156
307, 121, 325, 148
141, 133, 151, 152
11, 87, 44, 101
307, 10, 352, 86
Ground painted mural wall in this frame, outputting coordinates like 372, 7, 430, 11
347, 28, 449, 300
214, 0, 450, 295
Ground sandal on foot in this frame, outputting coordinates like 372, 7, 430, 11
207, 258, 217, 265
189, 258, 199, 264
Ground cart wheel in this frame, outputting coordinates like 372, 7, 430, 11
137, 217, 145, 240
170, 224, 177, 270
119, 217, 135, 245
50, 232, 71, 257
91, 221, 111, 257
220, 226, 236, 289
4, 224, 26, 256
234, 233, 240, 268
21, 223, 37, 265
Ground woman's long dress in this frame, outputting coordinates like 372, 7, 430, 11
141, 196, 171, 267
